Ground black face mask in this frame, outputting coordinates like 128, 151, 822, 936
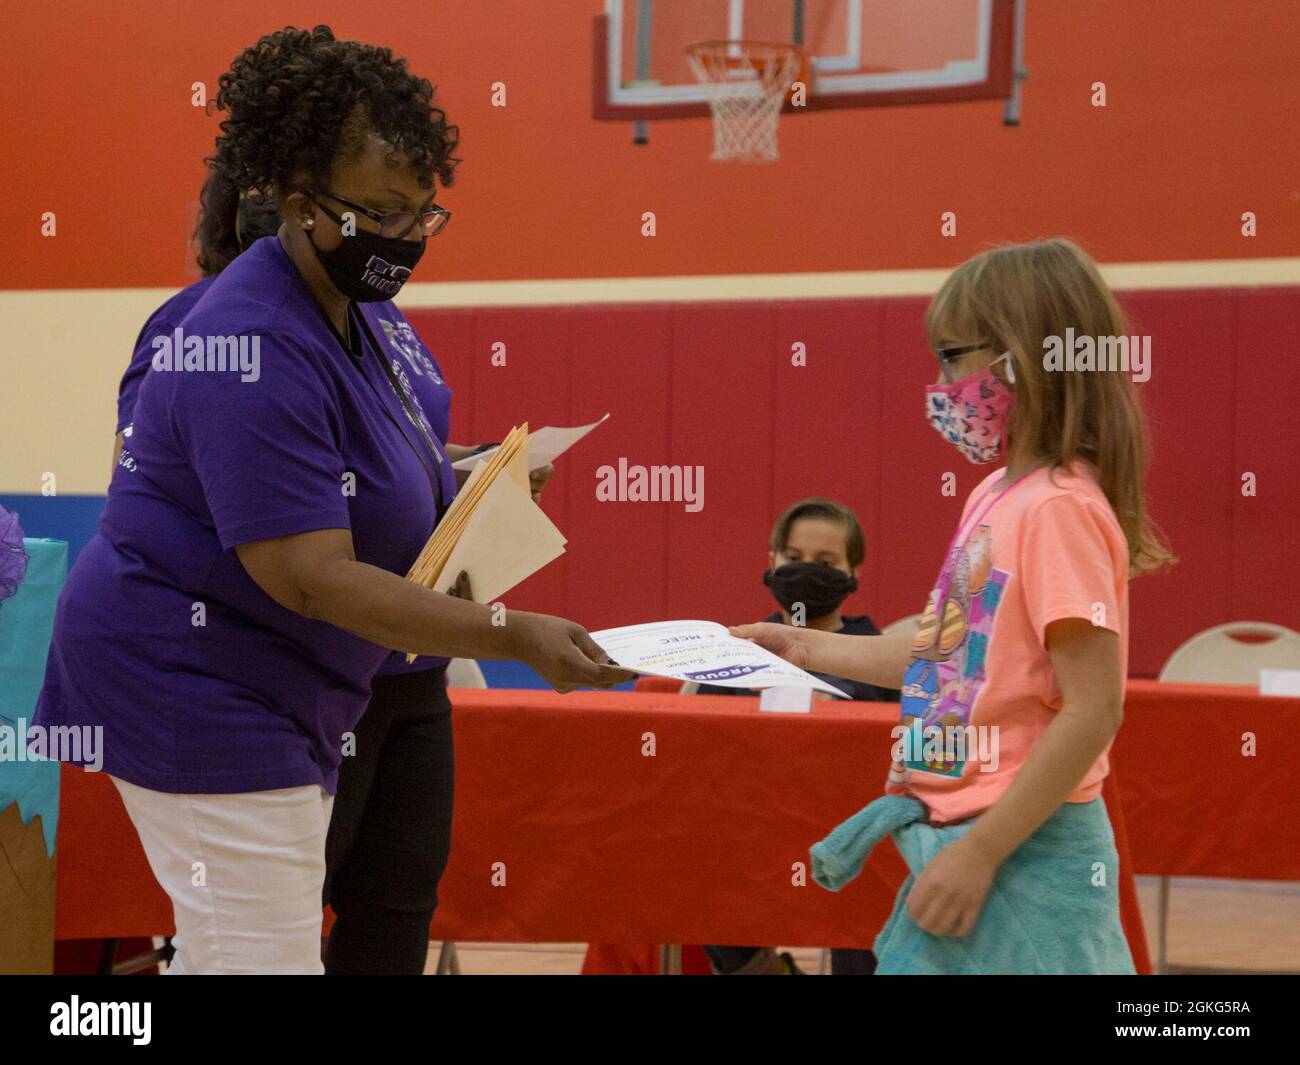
763, 562, 858, 620
308, 200, 425, 302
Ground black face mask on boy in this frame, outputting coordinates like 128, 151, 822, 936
763, 561, 858, 620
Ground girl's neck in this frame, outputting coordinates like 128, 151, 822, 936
997, 449, 1040, 490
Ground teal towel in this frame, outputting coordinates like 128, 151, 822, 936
810, 794, 927, 890
0, 539, 68, 858
811, 795, 1135, 975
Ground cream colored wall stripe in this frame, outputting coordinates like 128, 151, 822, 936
392, 257, 1300, 307
2, 256, 1298, 494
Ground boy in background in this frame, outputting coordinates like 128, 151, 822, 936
699, 498, 900, 975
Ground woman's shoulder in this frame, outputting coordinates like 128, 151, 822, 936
150, 256, 343, 411
139, 276, 217, 338
176, 279, 342, 390
188, 245, 302, 334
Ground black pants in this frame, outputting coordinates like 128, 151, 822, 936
323, 666, 453, 975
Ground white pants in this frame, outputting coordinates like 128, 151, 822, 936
110, 776, 333, 974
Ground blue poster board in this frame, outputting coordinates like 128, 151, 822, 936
0, 538, 67, 972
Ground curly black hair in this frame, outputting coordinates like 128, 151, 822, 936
196, 24, 460, 274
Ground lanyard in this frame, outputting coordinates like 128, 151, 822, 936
317, 300, 445, 511
351, 307, 447, 488
931, 468, 1037, 612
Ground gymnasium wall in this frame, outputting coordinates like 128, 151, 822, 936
400, 286, 1300, 678
6, 0, 1300, 287
3, 1, 1299, 678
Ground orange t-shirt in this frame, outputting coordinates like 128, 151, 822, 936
886, 463, 1129, 826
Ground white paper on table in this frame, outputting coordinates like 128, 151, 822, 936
589, 620, 850, 699
759, 686, 815, 713
1260, 669, 1300, 697
452, 412, 610, 472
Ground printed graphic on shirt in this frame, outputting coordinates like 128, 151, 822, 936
890, 525, 1009, 782
385, 355, 438, 446
376, 317, 443, 383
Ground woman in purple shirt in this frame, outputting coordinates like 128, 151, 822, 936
118, 169, 545, 974
36, 25, 630, 974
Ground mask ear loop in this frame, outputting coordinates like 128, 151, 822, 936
993, 351, 1017, 385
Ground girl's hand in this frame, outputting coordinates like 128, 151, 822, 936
529, 463, 555, 503
905, 835, 999, 938
728, 622, 812, 671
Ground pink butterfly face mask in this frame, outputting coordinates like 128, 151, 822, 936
923, 352, 1016, 464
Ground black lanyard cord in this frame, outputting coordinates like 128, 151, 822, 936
312, 298, 444, 509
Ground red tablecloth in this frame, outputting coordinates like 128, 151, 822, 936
1112, 679, 1300, 880
80, 687, 1295, 973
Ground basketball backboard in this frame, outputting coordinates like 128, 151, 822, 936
593, 0, 1022, 123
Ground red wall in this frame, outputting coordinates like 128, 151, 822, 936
413, 286, 1300, 678
5, 1, 1296, 674
6, 0, 1300, 289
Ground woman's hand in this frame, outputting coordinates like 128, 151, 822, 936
529, 463, 555, 503
510, 613, 636, 694
728, 622, 813, 671
446, 569, 473, 601
904, 834, 999, 938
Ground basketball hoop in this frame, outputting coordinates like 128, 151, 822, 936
685, 40, 805, 162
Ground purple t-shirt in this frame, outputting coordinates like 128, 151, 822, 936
114, 261, 457, 678
35, 237, 457, 794
116, 275, 215, 434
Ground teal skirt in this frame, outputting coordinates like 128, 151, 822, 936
811, 795, 1135, 975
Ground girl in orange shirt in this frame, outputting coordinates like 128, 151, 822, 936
735, 238, 1172, 974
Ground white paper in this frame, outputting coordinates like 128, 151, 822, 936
1260, 669, 1300, 697
589, 620, 850, 699
452, 413, 611, 472
429, 465, 568, 604
404, 440, 566, 662
759, 686, 815, 713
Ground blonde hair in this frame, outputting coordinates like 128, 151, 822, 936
926, 238, 1174, 575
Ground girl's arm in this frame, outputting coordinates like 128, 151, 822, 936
729, 623, 915, 689
904, 617, 1124, 936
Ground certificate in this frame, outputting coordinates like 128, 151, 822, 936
452, 413, 610, 472
590, 620, 849, 698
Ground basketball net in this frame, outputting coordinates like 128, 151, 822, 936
686, 40, 803, 162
